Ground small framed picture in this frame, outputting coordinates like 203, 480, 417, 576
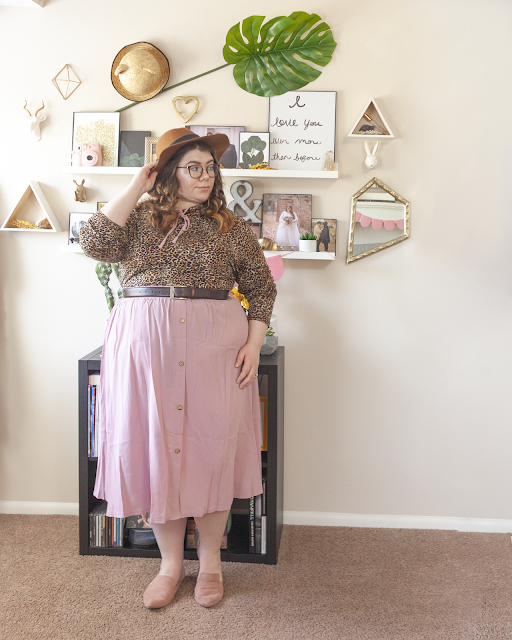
144, 136, 159, 164
186, 125, 245, 168
97, 202, 107, 211
262, 193, 312, 250
238, 132, 270, 168
312, 218, 337, 254
119, 131, 150, 167
72, 112, 120, 167
249, 223, 262, 239
68, 212, 94, 245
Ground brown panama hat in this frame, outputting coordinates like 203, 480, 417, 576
111, 42, 170, 102
154, 128, 231, 174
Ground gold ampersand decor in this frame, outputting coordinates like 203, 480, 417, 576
172, 96, 199, 123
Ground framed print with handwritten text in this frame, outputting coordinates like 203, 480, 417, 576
268, 91, 336, 171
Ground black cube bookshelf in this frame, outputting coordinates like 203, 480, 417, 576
78, 346, 284, 564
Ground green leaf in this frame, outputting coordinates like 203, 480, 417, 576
223, 12, 337, 96
251, 151, 264, 165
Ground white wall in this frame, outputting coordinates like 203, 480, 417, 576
1, 0, 512, 524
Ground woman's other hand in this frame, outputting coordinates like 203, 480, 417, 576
235, 342, 260, 389
130, 161, 159, 198
235, 319, 267, 389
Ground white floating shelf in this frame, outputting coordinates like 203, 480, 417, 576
264, 250, 335, 261
62, 245, 334, 259
63, 166, 139, 175
63, 166, 338, 179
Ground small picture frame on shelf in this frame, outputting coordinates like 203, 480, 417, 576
144, 136, 159, 164
68, 212, 94, 245
119, 131, 151, 167
97, 202, 107, 211
186, 125, 245, 169
262, 193, 312, 250
312, 218, 337, 254
72, 112, 121, 167
238, 133, 270, 169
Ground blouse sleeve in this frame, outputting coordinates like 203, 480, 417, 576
231, 218, 277, 325
79, 210, 136, 263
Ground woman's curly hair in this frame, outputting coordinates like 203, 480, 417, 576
136, 140, 234, 234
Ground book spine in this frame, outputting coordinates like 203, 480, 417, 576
255, 494, 262, 554
91, 386, 96, 458
249, 496, 255, 553
261, 516, 267, 555
87, 385, 91, 457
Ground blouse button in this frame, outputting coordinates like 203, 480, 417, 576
177, 405, 183, 410
180, 318, 185, 323
175, 448, 181, 454
179, 361, 184, 366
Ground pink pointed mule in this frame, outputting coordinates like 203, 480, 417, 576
194, 572, 224, 607
143, 566, 186, 609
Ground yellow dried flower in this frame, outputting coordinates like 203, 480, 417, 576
229, 286, 250, 310
10, 219, 39, 229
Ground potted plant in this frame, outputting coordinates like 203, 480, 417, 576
299, 232, 317, 252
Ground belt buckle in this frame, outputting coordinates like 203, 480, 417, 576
170, 286, 187, 300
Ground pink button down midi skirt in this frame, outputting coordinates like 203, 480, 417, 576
93, 295, 263, 523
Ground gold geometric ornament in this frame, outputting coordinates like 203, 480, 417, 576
52, 64, 81, 100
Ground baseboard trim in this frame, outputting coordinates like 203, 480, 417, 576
283, 511, 512, 533
2, 503, 511, 533
0, 501, 79, 516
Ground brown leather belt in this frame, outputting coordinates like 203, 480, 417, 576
122, 286, 230, 300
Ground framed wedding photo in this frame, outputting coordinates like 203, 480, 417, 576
312, 218, 337, 254
262, 193, 312, 250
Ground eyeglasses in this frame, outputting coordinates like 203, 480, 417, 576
177, 164, 219, 179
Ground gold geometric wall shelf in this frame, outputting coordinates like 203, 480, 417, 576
1, 181, 62, 232
348, 99, 394, 139
52, 64, 81, 100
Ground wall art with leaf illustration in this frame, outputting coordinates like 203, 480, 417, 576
238, 133, 270, 168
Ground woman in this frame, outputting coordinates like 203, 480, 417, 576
79, 128, 276, 609
319, 220, 331, 252
275, 204, 300, 249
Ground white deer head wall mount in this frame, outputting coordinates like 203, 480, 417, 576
23, 100, 46, 142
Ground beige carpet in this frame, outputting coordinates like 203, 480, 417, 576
2, 515, 512, 639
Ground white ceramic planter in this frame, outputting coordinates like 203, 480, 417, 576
299, 239, 317, 252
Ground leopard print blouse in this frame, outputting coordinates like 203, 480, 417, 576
79, 205, 277, 325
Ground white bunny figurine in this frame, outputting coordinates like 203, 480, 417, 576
364, 141, 379, 169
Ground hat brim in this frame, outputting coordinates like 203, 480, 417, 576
154, 133, 231, 174
111, 42, 170, 102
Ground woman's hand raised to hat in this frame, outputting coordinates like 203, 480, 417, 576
130, 161, 159, 198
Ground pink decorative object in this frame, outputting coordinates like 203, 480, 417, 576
396, 219, 405, 230
355, 211, 362, 222
371, 218, 383, 230
265, 254, 284, 281
360, 214, 372, 228
384, 220, 395, 231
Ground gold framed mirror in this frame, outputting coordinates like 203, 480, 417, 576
347, 177, 410, 263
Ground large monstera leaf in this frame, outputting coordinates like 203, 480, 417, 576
223, 12, 337, 97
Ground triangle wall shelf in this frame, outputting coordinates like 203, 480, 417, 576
348, 99, 394, 139
1, 181, 62, 232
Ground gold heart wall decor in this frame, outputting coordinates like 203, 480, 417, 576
172, 96, 199, 123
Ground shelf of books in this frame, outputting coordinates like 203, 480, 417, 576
78, 346, 284, 564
